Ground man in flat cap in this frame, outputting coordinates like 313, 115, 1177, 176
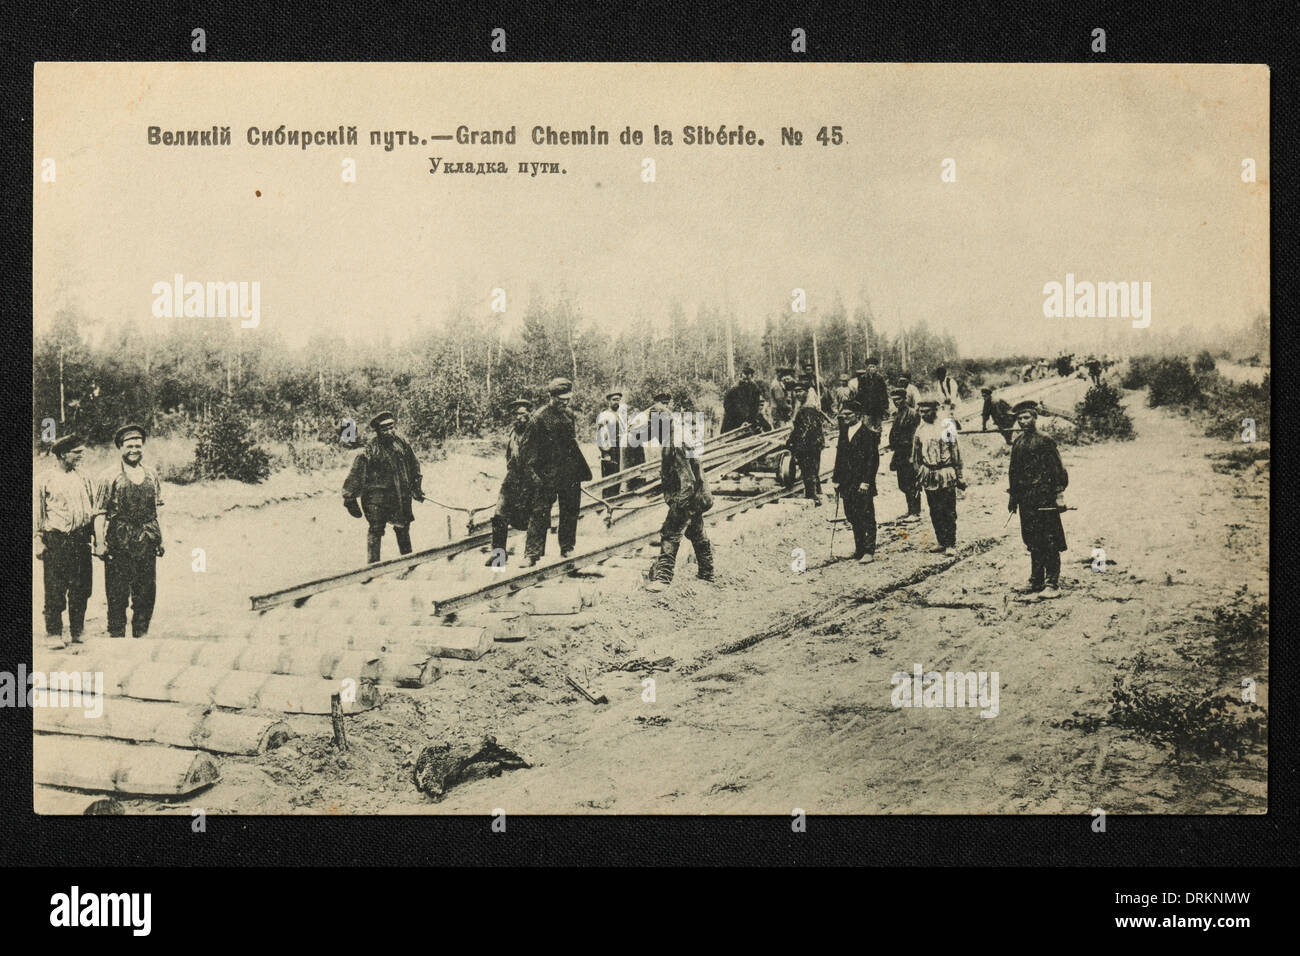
486, 399, 535, 567
35, 434, 96, 646
595, 390, 626, 498
1008, 400, 1070, 598
645, 412, 715, 591
832, 399, 880, 562
887, 386, 923, 522
981, 386, 1017, 445
786, 381, 826, 503
911, 400, 964, 555
342, 411, 425, 564
93, 424, 165, 638
521, 378, 593, 564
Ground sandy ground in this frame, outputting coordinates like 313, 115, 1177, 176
34, 377, 1268, 814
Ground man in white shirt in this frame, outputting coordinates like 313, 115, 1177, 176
35, 434, 96, 646
595, 390, 625, 498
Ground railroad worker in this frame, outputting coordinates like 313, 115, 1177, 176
802, 361, 834, 415
832, 399, 880, 563
486, 398, 535, 567
769, 367, 793, 425
721, 365, 763, 434
35, 434, 96, 646
888, 387, 922, 522
1086, 356, 1103, 386
855, 355, 891, 431
980, 386, 1017, 445
897, 372, 921, 409
93, 424, 165, 638
521, 377, 593, 565
754, 395, 774, 433
833, 372, 852, 412
911, 400, 964, 555
342, 411, 424, 564
787, 381, 826, 504
934, 366, 960, 412
595, 389, 625, 498
1008, 399, 1069, 599
645, 411, 714, 591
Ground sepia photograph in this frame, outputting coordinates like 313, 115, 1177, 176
28, 61, 1269, 817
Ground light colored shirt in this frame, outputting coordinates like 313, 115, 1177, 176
911, 420, 963, 490
36, 466, 96, 534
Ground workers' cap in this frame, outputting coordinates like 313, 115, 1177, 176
897, 372, 911, 381
853, 368, 868, 378
839, 372, 850, 382
653, 389, 672, 401
547, 377, 574, 397
980, 386, 994, 395
865, 355, 879, 365
1012, 400, 1039, 416
917, 399, 939, 411
113, 423, 147, 447
51, 434, 84, 456
741, 364, 755, 374
605, 390, 623, 401
793, 379, 811, 391
369, 411, 397, 430
508, 398, 532, 412
841, 398, 864, 414
889, 386, 906, 398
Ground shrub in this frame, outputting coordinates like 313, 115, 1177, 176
1193, 350, 1217, 373
193, 401, 272, 483
1074, 383, 1135, 442
1145, 356, 1201, 408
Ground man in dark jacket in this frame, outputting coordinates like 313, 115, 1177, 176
721, 365, 764, 434
787, 381, 826, 503
487, 398, 534, 567
832, 399, 880, 562
1008, 400, 1069, 598
887, 386, 922, 521
855, 356, 891, 430
645, 418, 714, 591
521, 377, 594, 564
343, 411, 425, 564
981, 386, 1017, 444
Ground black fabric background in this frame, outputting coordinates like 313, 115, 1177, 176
0, 0, 1290, 867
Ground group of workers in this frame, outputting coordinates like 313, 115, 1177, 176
35, 361, 1073, 645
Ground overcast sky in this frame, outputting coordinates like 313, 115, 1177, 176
35, 62, 1268, 357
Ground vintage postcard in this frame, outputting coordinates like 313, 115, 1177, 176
30, 62, 1268, 815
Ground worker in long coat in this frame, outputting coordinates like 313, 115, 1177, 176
521, 378, 593, 564
1008, 400, 1069, 598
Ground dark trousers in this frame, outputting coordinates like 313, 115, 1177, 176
651, 503, 713, 583
366, 518, 412, 564
895, 462, 922, 515
41, 529, 93, 638
600, 458, 621, 498
1029, 549, 1062, 589
489, 515, 510, 565
105, 550, 156, 637
842, 488, 877, 557
795, 449, 822, 499
924, 488, 958, 548
1021, 508, 1066, 588
526, 483, 581, 558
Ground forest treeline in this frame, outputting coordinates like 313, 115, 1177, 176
35, 291, 981, 450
